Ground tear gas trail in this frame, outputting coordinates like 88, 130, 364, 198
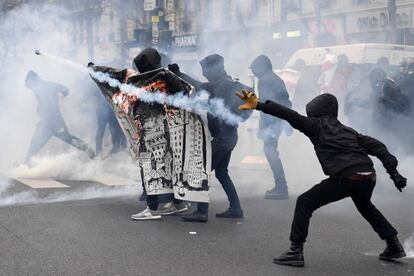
35, 51, 244, 126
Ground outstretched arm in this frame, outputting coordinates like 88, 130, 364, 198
235, 90, 317, 137
168, 64, 205, 91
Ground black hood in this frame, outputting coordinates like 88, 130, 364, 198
249, 55, 273, 78
133, 48, 161, 73
306, 93, 338, 118
25, 70, 40, 88
200, 54, 226, 82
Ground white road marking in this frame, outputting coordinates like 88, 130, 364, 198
14, 178, 69, 189
93, 176, 140, 186
241, 155, 268, 165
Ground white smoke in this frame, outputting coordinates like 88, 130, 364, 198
0, 178, 137, 208
11, 150, 139, 181
2, 150, 140, 207
38, 52, 245, 126
404, 235, 414, 258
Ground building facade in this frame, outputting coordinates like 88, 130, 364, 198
2, 0, 414, 67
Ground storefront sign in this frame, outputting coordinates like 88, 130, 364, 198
347, 8, 412, 34
173, 34, 198, 48
144, 0, 157, 11
272, 30, 302, 40
151, 15, 160, 23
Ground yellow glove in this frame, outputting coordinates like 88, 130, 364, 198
235, 90, 259, 110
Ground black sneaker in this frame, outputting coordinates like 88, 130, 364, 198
273, 242, 304, 267
182, 211, 208, 223
216, 208, 243, 218
379, 236, 406, 261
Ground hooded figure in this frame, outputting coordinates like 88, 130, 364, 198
249, 55, 292, 133
24, 70, 94, 164
249, 55, 292, 199
369, 69, 410, 145
128, 48, 189, 220
133, 48, 161, 73
236, 91, 407, 267
292, 59, 319, 112
169, 54, 253, 222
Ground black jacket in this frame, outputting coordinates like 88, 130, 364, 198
176, 71, 252, 148
250, 56, 291, 132
257, 72, 291, 132
28, 79, 69, 119
256, 93, 398, 178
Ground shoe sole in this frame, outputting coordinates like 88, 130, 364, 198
160, 207, 189, 216
273, 259, 304, 267
131, 215, 162, 221
379, 252, 407, 260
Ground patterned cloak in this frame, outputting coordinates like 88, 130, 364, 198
90, 66, 211, 203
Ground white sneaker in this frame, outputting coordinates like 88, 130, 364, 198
159, 202, 189, 216
130, 207, 161, 220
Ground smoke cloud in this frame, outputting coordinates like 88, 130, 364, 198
38, 52, 245, 126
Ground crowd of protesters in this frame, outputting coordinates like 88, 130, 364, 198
20, 46, 411, 267
291, 55, 414, 155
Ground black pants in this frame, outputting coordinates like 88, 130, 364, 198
25, 117, 90, 164
198, 144, 241, 215
263, 137, 287, 192
290, 176, 398, 242
95, 110, 126, 155
147, 195, 183, 211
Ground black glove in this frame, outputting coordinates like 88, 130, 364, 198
87, 62, 95, 67
168, 63, 180, 74
390, 172, 407, 192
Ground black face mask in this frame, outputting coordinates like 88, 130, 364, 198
202, 66, 225, 82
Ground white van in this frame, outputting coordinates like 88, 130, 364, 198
284, 43, 414, 68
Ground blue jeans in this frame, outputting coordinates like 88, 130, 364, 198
263, 137, 288, 193
198, 144, 241, 215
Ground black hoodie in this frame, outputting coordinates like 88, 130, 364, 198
25, 71, 69, 119
256, 93, 398, 178
175, 55, 253, 148
250, 55, 291, 133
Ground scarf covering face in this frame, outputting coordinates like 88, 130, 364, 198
90, 66, 211, 203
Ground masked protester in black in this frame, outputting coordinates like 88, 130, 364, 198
292, 59, 319, 113
250, 55, 292, 200
369, 68, 410, 147
398, 59, 414, 110
236, 91, 407, 267
129, 48, 188, 219
91, 82, 126, 157
24, 71, 95, 165
170, 54, 253, 222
